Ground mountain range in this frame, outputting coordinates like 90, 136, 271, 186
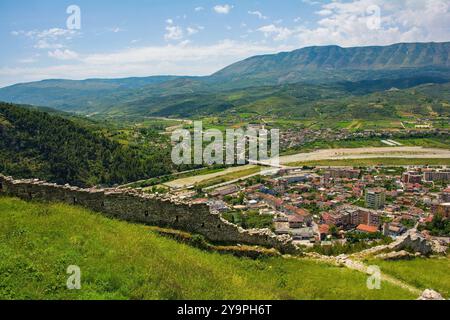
1, 42, 449, 119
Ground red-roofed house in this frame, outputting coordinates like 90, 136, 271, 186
288, 214, 305, 228
356, 224, 379, 233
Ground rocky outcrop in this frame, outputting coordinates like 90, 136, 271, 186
389, 230, 433, 255
375, 250, 417, 261
431, 239, 449, 255
417, 289, 445, 300
353, 229, 446, 259
0, 175, 298, 254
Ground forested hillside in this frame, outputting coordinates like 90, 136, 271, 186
0, 103, 173, 187
128, 82, 450, 119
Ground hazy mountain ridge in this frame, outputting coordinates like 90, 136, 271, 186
0, 42, 449, 117
212, 42, 450, 83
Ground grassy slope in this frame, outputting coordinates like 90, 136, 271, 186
368, 258, 450, 299
0, 197, 415, 300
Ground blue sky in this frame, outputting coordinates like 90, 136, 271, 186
1, 0, 449, 86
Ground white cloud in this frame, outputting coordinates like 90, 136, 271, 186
257, 0, 450, 46
302, 0, 321, 5
34, 39, 64, 49
12, 27, 79, 51
164, 19, 203, 40
164, 19, 184, 41
214, 4, 233, 14
109, 27, 124, 33
187, 29, 197, 35
187, 27, 200, 35
31, 28, 76, 39
3, 0, 450, 87
195, 6, 204, 12
48, 49, 79, 60
248, 10, 267, 20
257, 24, 294, 41
0, 41, 293, 86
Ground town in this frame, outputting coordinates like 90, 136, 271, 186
165, 165, 450, 254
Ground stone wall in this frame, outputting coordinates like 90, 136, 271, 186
0, 175, 297, 254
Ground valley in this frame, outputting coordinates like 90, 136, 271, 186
1, 41, 449, 302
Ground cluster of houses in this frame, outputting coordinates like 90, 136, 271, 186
279, 128, 449, 150
191, 165, 450, 247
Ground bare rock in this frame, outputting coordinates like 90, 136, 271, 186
417, 289, 445, 300
431, 240, 448, 255
389, 230, 433, 255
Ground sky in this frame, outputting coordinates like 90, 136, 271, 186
1, 0, 449, 87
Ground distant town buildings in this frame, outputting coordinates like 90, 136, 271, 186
402, 171, 423, 184
167, 164, 449, 249
210, 184, 239, 197
365, 188, 386, 210
423, 170, 450, 182
324, 168, 360, 180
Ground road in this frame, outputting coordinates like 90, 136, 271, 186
163, 165, 257, 190
139, 146, 449, 191
279, 146, 450, 165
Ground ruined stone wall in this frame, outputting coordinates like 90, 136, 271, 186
0, 175, 297, 253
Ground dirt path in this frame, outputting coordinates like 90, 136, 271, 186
279, 146, 450, 165
163, 165, 257, 189
157, 147, 449, 190
297, 253, 422, 296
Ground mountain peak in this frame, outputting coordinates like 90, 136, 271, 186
212, 42, 450, 83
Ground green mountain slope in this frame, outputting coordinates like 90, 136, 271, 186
0, 42, 449, 117
0, 102, 174, 187
0, 76, 186, 113
212, 42, 450, 85
116, 82, 450, 120
0, 196, 416, 300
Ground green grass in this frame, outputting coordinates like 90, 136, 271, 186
126, 166, 227, 189
0, 196, 416, 300
287, 158, 450, 167
397, 137, 450, 149
197, 167, 261, 189
368, 257, 450, 299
